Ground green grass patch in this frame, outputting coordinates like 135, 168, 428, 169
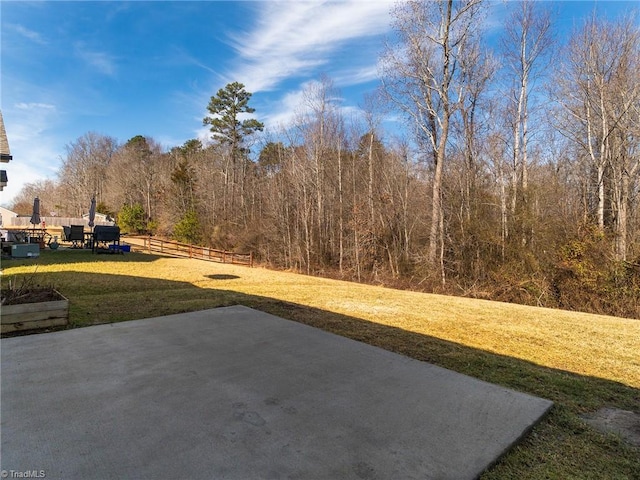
2, 249, 639, 478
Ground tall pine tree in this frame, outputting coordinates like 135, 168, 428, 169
203, 82, 264, 222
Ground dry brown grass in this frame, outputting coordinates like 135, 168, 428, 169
5, 252, 638, 387
81, 255, 639, 387
3, 250, 639, 479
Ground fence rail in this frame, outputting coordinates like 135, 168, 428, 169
132, 236, 253, 267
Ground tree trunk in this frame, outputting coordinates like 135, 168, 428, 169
428, 117, 448, 267
368, 132, 375, 229
338, 141, 344, 274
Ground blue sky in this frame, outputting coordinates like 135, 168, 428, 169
0, 1, 636, 206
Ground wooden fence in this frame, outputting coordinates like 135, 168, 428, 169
132, 236, 253, 267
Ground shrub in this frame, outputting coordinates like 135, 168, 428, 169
553, 225, 640, 318
118, 203, 150, 234
173, 209, 202, 245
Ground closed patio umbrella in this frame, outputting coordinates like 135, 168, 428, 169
30, 197, 41, 227
29, 197, 41, 244
88, 196, 96, 228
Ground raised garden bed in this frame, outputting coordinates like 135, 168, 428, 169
1, 289, 69, 334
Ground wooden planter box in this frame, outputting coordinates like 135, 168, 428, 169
1, 292, 69, 334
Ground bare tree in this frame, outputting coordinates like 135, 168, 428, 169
59, 132, 118, 216
501, 0, 553, 245
553, 13, 640, 260
381, 0, 484, 281
107, 135, 163, 227
294, 76, 345, 267
9, 179, 60, 217
448, 41, 498, 281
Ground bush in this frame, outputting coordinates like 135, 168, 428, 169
552, 225, 640, 318
173, 210, 202, 245
118, 203, 151, 235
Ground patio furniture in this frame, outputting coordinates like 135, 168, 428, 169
92, 225, 121, 253
68, 225, 85, 248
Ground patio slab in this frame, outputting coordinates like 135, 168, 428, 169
1, 305, 552, 479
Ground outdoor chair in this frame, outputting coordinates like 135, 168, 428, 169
68, 225, 85, 248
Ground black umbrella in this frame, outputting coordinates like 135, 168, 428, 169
30, 197, 41, 227
88, 196, 96, 228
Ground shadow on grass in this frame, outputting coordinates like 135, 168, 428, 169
1, 249, 159, 268
205, 274, 241, 280
2, 266, 639, 479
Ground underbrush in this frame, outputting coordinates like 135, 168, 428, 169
277, 260, 640, 320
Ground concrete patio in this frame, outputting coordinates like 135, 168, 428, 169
1, 305, 552, 479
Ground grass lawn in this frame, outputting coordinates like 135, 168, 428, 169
2, 249, 639, 479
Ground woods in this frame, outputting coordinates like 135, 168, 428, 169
9, 1, 639, 318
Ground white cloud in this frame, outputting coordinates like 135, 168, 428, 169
262, 87, 310, 130
15, 102, 56, 112
261, 80, 365, 133
196, 125, 212, 146
333, 64, 381, 88
227, 0, 395, 93
211, 1, 396, 135
75, 43, 117, 76
13, 24, 46, 45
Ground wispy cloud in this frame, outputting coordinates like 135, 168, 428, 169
261, 86, 311, 130
227, 0, 395, 93
15, 102, 56, 112
167, 45, 221, 76
333, 64, 381, 88
75, 43, 117, 76
261, 79, 365, 132
13, 24, 47, 45
212, 0, 395, 134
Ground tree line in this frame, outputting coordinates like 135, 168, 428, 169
10, 1, 639, 318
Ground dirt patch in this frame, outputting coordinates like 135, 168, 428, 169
1, 287, 64, 305
581, 408, 640, 447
